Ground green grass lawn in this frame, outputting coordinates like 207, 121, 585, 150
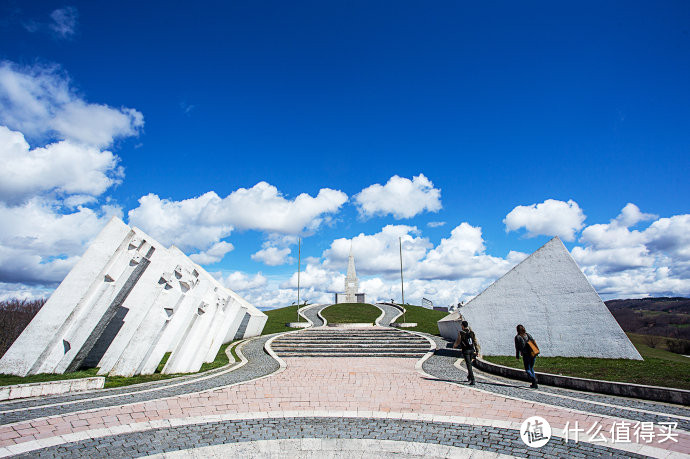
483, 332, 690, 390
393, 304, 449, 336
0, 341, 240, 389
0, 368, 101, 387
261, 305, 308, 335
321, 303, 381, 324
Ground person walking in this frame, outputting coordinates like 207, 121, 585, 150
453, 320, 480, 385
515, 324, 539, 389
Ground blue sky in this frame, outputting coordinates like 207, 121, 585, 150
1, 1, 689, 307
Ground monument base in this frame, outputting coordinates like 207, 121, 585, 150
334, 293, 366, 304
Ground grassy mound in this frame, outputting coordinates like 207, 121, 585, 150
321, 303, 381, 324
483, 333, 690, 390
261, 305, 308, 335
393, 304, 449, 336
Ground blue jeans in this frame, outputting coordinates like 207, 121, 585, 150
523, 355, 537, 383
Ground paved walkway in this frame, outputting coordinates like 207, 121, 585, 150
1, 328, 689, 458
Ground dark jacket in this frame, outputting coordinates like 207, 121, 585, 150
454, 328, 479, 354
515, 333, 535, 359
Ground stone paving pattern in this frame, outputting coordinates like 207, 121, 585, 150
1, 325, 689, 457
17, 417, 648, 458
149, 438, 518, 459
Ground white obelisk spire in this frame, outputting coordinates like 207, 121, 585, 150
344, 242, 359, 303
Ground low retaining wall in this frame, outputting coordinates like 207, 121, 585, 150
474, 357, 690, 406
0, 377, 105, 401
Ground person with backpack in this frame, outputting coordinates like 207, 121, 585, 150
515, 324, 539, 389
453, 320, 480, 386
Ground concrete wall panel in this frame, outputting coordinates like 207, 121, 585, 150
438, 237, 641, 360
0, 217, 267, 377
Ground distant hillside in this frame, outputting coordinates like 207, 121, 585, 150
605, 297, 690, 341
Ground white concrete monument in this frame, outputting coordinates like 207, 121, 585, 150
334, 244, 365, 304
437, 237, 642, 359
0, 217, 267, 377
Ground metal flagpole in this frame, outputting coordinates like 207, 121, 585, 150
399, 236, 405, 323
297, 237, 301, 322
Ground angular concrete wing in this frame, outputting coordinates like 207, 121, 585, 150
0, 217, 267, 377
437, 237, 642, 360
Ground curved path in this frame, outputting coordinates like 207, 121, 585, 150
1, 329, 689, 457
374, 302, 403, 326
299, 304, 327, 327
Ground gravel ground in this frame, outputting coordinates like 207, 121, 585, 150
300, 304, 326, 327
375, 303, 403, 326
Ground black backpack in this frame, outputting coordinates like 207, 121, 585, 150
459, 330, 475, 352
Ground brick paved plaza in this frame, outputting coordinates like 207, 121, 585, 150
0, 304, 688, 458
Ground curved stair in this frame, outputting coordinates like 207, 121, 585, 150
270, 327, 433, 358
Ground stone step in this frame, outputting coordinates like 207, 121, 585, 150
279, 352, 424, 359
271, 344, 430, 352
281, 335, 427, 340
297, 329, 409, 333
272, 328, 431, 358
274, 338, 428, 342
274, 338, 429, 344
289, 336, 418, 340
272, 347, 429, 354
280, 332, 423, 336
271, 341, 429, 348
271, 340, 430, 347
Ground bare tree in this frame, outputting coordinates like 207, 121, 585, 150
0, 299, 46, 359
642, 334, 661, 348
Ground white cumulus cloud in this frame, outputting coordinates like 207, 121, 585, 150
128, 192, 233, 253
504, 199, 585, 241
0, 61, 144, 298
251, 247, 292, 266
202, 182, 347, 233
572, 204, 690, 297
220, 271, 268, 292
189, 241, 234, 265
0, 61, 143, 147
279, 222, 528, 309
0, 199, 122, 285
323, 225, 432, 276
416, 222, 527, 280
128, 182, 347, 255
354, 174, 441, 219
0, 126, 123, 204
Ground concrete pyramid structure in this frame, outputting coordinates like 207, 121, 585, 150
437, 237, 642, 359
0, 217, 267, 377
